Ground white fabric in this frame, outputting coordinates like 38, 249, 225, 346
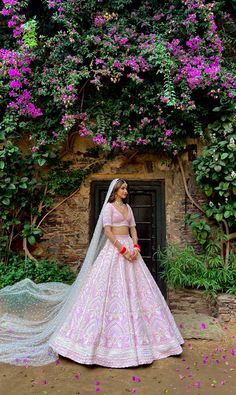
0, 179, 119, 366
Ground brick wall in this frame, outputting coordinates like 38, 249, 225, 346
168, 287, 236, 323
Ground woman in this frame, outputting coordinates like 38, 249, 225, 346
0, 179, 183, 367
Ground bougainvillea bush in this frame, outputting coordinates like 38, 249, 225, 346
1, 0, 235, 151
0, 0, 235, 264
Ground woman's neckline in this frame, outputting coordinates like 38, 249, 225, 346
110, 202, 129, 221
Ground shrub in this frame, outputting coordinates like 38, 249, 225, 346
0, 255, 77, 289
159, 244, 236, 296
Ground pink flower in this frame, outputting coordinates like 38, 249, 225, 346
112, 121, 120, 126
31, 146, 38, 153
92, 134, 107, 145
165, 129, 173, 137
195, 381, 201, 388
160, 96, 168, 103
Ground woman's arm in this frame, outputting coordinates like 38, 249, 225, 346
104, 226, 133, 261
130, 226, 138, 245
130, 226, 140, 260
104, 226, 123, 251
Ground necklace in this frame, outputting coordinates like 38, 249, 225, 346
114, 200, 125, 207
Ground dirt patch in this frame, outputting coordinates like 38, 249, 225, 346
0, 323, 235, 395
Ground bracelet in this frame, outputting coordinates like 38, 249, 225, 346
114, 239, 118, 247
134, 244, 141, 251
119, 246, 127, 255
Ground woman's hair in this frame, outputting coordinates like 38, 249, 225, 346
108, 179, 128, 203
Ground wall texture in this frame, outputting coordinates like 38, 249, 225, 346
34, 136, 203, 269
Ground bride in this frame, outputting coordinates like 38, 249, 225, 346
0, 178, 184, 368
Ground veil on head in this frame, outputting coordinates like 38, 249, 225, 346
0, 178, 119, 366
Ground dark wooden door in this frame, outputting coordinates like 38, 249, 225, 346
90, 180, 166, 297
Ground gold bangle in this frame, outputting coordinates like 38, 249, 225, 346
114, 239, 118, 247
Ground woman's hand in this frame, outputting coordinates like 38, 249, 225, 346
131, 248, 139, 260
123, 250, 133, 262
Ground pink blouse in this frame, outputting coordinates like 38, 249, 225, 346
103, 202, 136, 228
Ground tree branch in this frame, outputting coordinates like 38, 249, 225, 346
177, 155, 205, 214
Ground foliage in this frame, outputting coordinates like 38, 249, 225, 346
48, 165, 90, 196
0, 0, 235, 153
0, 139, 92, 262
185, 214, 211, 245
159, 243, 236, 296
192, 112, 236, 229
0, 254, 76, 289
0, 0, 235, 264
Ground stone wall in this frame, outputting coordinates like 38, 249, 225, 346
168, 287, 236, 323
34, 136, 203, 268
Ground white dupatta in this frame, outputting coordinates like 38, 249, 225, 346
0, 179, 119, 366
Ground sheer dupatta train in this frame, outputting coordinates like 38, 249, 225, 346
0, 179, 119, 366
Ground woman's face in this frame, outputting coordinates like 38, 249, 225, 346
116, 182, 128, 200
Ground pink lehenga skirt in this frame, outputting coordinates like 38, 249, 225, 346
49, 235, 184, 368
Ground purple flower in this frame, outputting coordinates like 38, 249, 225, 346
136, 138, 148, 145
1, 8, 12, 16
8, 68, 22, 79
3, 0, 17, 6
94, 15, 106, 28
92, 134, 107, 145
13, 26, 23, 38
95, 58, 105, 65
10, 80, 22, 89
153, 13, 164, 21
119, 37, 128, 45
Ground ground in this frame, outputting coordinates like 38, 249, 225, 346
0, 321, 235, 395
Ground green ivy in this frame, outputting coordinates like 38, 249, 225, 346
193, 116, 236, 228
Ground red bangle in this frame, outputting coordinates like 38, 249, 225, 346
134, 244, 141, 251
119, 246, 127, 255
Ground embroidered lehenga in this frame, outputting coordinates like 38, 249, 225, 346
0, 179, 183, 367
49, 202, 184, 367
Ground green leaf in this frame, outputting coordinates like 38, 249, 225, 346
2, 198, 10, 205
221, 153, 228, 160
28, 235, 36, 245
204, 186, 213, 197
37, 158, 46, 166
224, 211, 232, 219
215, 213, 223, 222
214, 165, 222, 172
0, 161, 5, 169
8, 184, 16, 190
